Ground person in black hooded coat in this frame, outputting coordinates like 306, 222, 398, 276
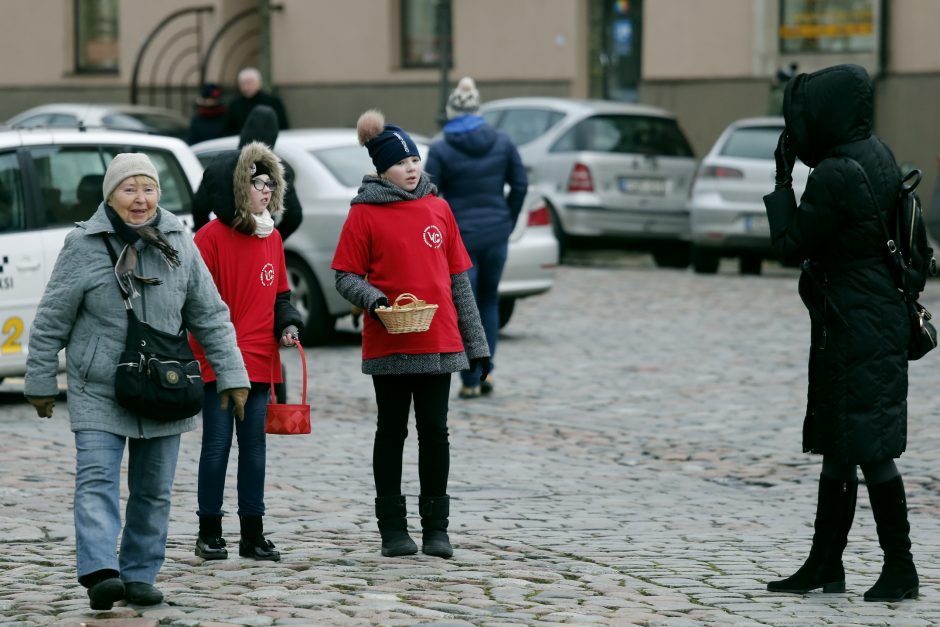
763, 64, 918, 602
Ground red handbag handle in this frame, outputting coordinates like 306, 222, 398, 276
269, 341, 307, 404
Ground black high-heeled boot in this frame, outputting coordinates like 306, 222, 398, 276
195, 514, 228, 560
767, 474, 857, 593
238, 515, 280, 561
864, 476, 919, 602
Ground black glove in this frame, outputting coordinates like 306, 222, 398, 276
774, 130, 796, 189
368, 297, 389, 320
470, 357, 492, 382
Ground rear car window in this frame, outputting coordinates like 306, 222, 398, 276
719, 126, 782, 160
311, 145, 376, 188
551, 115, 694, 157
484, 108, 565, 146
26, 144, 192, 226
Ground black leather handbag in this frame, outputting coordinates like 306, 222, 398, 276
103, 235, 204, 421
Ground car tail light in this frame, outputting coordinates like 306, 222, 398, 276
527, 204, 551, 226
700, 165, 744, 179
567, 163, 594, 192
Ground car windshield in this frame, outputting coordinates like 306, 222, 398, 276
484, 108, 565, 146
551, 115, 694, 157
719, 126, 782, 160
311, 145, 380, 187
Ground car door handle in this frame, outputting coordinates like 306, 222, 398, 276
15, 259, 41, 271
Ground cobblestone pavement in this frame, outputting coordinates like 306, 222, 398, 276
2, 255, 940, 626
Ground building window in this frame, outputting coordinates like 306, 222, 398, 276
779, 0, 876, 53
401, 0, 451, 68
75, 0, 119, 73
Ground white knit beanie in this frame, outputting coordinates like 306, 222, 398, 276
102, 153, 160, 200
446, 77, 481, 119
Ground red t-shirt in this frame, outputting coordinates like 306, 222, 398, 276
331, 195, 472, 360
190, 219, 288, 383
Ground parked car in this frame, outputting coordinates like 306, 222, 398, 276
688, 117, 809, 274
0, 128, 203, 383
191, 129, 558, 345
478, 97, 698, 267
5, 103, 189, 141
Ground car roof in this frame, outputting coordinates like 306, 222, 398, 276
6, 103, 187, 124
724, 116, 785, 129
479, 97, 676, 119
0, 126, 192, 148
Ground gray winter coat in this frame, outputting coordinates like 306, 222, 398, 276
24, 205, 249, 438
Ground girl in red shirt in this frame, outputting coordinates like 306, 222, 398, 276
189, 141, 303, 563
332, 110, 490, 559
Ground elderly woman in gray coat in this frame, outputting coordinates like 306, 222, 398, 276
24, 154, 249, 611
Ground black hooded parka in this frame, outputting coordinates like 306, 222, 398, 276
763, 64, 908, 463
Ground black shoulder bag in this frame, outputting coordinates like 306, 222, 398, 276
103, 235, 204, 420
850, 160, 937, 360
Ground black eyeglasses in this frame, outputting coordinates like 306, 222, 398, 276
251, 178, 276, 191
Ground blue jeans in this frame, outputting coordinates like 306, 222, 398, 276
197, 384, 268, 518
462, 240, 508, 387
74, 430, 180, 584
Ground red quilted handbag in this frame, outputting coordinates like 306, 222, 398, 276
265, 342, 311, 435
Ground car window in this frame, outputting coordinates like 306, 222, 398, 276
311, 145, 375, 187
14, 114, 52, 129
50, 114, 80, 127
116, 112, 189, 139
551, 115, 694, 157
719, 126, 782, 160
100, 113, 149, 132
489, 108, 564, 146
26, 145, 110, 227
0, 151, 27, 233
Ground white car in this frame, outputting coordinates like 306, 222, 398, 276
688, 117, 809, 274
5, 103, 190, 142
192, 129, 558, 344
0, 128, 203, 383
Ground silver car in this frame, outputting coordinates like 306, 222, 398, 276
688, 117, 808, 274
192, 129, 558, 344
5, 103, 190, 141
479, 97, 698, 267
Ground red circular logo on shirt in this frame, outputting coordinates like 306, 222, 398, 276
423, 225, 443, 248
260, 263, 275, 287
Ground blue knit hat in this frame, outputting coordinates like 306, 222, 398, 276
357, 110, 420, 173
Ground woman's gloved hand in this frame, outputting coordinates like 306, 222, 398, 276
280, 324, 299, 346
27, 396, 55, 418
774, 130, 796, 189
470, 357, 492, 382
219, 387, 249, 421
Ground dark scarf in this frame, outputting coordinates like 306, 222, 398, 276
105, 205, 181, 297
351, 173, 437, 205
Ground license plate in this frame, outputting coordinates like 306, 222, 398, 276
745, 214, 769, 233
618, 177, 666, 196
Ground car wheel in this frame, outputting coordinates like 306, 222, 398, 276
692, 246, 720, 274
285, 254, 335, 345
498, 298, 516, 329
652, 243, 691, 268
739, 254, 763, 275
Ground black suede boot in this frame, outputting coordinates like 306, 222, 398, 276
375, 495, 418, 557
238, 515, 280, 561
195, 515, 228, 560
80, 569, 124, 610
864, 476, 919, 602
419, 494, 453, 559
767, 474, 857, 593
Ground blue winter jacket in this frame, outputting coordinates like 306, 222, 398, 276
426, 115, 528, 250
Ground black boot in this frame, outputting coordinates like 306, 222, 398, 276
80, 568, 124, 611
238, 515, 281, 561
767, 474, 857, 593
864, 476, 919, 602
195, 515, 228, 560
419, 494, 453, 559
375, 495, 418, 557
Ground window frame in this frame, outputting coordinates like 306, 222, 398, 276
74, 0, 120, 75
400, 0, 452, 69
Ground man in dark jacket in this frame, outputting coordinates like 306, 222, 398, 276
223, 67, 289, 136
426, 77, 527, 399
763, 64, 918, 603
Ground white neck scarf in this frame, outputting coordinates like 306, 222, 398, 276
253, 209, 275, 238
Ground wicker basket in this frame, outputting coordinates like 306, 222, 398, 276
374, 293, 439, 334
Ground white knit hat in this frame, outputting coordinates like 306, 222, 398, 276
102, 153, 160, 200
446, 77, 481, 119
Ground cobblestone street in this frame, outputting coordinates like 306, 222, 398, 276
2, 256, 939, 626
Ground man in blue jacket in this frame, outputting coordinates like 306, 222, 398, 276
426, 77, 528, 399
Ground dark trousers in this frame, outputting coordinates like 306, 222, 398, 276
371, 373, 451, 498
462, 240, 508, 387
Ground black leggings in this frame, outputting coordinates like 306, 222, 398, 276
371, 373, 451, 498
822, 456, 900, 485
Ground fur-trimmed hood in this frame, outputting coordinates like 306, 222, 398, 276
198, 140, 285, 235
